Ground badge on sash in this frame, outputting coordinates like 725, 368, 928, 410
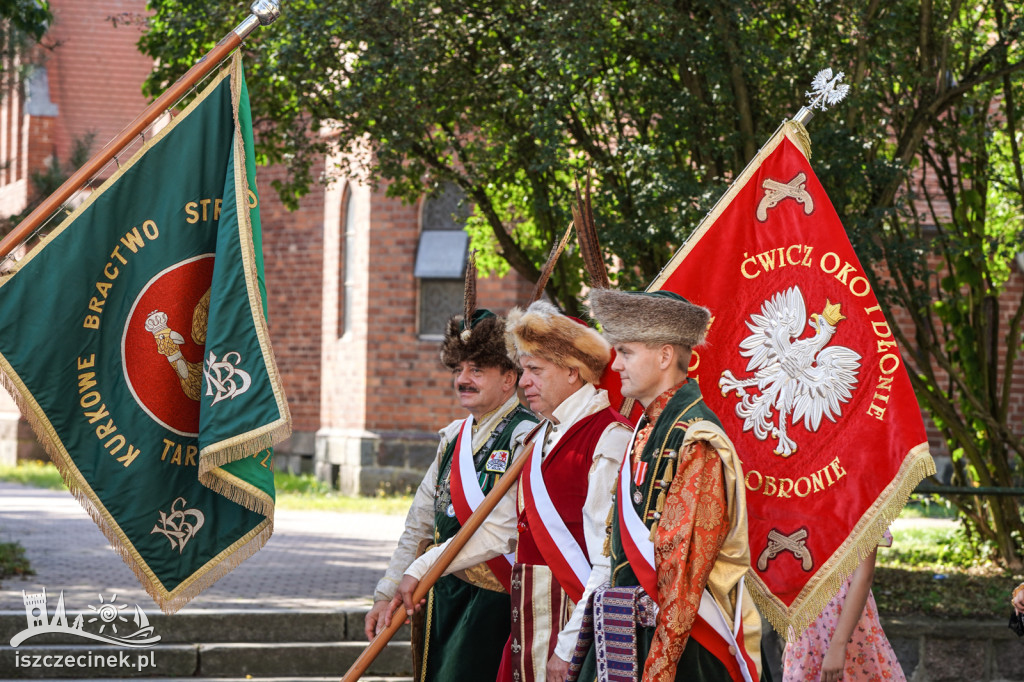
485, 449, 510, 473
446, 503, 456, 518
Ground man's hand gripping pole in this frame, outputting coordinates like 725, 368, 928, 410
339, 427, 541, 682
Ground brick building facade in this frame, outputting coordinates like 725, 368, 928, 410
0, 1, 1020, 493
0, 0, 535, 494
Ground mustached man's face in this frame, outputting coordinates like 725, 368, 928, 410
451, 361, 517, 419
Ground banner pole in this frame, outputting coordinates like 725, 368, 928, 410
0, 0, 281, 261
339, 433, 539, 682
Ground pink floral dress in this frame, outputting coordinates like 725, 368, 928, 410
782, 530, 905, 682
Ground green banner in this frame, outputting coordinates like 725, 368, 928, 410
0, 54, 290, 613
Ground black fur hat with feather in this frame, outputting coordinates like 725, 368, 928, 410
440, 253, 517, 373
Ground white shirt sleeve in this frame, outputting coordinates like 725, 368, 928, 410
405, 420, 538, 580
554, 421, 632, 660
373, 453, 441, 601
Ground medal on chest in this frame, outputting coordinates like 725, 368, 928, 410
633, 460, 648, 486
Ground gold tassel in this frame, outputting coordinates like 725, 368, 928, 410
648, 461, 674, 542
603, 492, 617, 556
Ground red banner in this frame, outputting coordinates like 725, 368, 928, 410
648, 122, 934, 634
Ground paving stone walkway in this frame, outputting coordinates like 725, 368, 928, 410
0, 481, 405, 614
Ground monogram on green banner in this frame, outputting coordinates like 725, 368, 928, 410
0, 54, 290, 613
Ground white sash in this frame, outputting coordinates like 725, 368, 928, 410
698, 580, 754, 682
522, 422, 591, 592
619, 421, 656, 572
455, 415, 514, 566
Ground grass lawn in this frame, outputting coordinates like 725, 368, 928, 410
874, 512, 1022, 620
2, 461, 1019, 618
0, 461, 414, 515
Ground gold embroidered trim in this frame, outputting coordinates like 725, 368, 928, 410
746, 444, 935, 639
0, 55, 283, 614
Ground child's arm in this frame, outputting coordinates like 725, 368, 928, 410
820, 548, 877, 682
1013, 582, 1024, 615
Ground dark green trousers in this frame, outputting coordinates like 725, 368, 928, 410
419, 574, 510, 682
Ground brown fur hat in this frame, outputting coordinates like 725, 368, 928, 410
440, 309, 516, 373
506, 300, 610, 385
588, 289, 711, 348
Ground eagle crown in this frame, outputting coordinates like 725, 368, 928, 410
820, 300, 845, 327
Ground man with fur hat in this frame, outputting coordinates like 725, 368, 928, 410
391, 300, 633, 682
568, 289, 763, 682
365, 308, 538, 682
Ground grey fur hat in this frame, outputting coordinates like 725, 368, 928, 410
587, 289, 711, 348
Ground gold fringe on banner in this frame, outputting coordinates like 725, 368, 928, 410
0, 364, 276, 614
747, 445, 935, 639
0, 54, 286, 614
644, 117, 935, 637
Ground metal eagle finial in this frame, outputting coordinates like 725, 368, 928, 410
792, 68, 850, 126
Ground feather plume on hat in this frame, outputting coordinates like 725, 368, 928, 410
572, 173, 610, 291
440, 252, 516, 372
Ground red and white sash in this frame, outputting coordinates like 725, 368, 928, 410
520, 423, 591, 603
448, 416, 515, 591
617, 424, 756, 682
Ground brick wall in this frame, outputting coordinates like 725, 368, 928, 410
256, 163, 324, 461
25, 117, 54, 185
316, 154, 534, 493
42, 0, 153, 174
362, 189, 533, 435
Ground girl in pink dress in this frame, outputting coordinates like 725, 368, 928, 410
782, 529, 905, 682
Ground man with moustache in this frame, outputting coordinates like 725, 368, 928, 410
568, 289, 763, 682
365, 308, 538, 682
391, 300, 633, 682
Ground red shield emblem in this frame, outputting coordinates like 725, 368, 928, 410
122, 255, 214, 436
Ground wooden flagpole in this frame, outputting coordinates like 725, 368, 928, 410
342, 217, 574, 681
0, 0, 281, 261
340, 431, 540, 682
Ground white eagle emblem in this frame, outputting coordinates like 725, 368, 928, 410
719, 286, 861, 456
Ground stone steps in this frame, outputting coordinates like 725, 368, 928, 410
0, 610, 414, 680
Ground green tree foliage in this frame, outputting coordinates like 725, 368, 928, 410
2, 0, 50, 41
138, 1, 1024, 563
0, 132, 94, 238
1, 0, 51, 76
